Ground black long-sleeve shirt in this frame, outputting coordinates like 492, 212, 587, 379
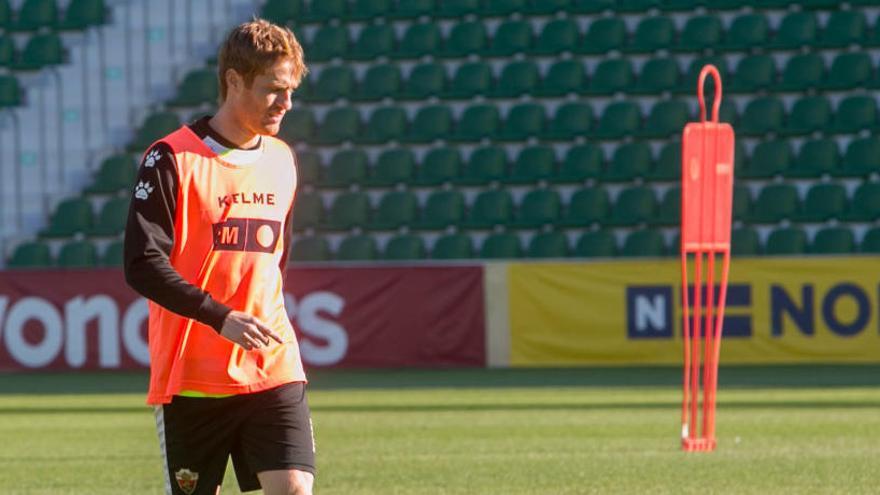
123, 117, 296, 332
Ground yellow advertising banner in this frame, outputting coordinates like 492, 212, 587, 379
508, 257, 880, 366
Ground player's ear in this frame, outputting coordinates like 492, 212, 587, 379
226, 68, 243, 96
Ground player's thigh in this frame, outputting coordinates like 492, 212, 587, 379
257, 469, 314, 495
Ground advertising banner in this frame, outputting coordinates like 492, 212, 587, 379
0, 266, 485, 370
509, 257, 880, 366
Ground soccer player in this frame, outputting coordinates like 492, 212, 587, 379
124, 20, 314, 495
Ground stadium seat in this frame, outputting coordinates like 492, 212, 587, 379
88, 197, 129, 236
738, 97, 784, 136
404, 105, 452, 143
593, 101, 641, 139
85, 154, 136, 194
788, 138, 839, 178
456, 146, 508, 185
261, 0, 303, 24
485, 20, 533, 56
442, 61, 493, 99
677, 56, 728, 95
811, 227, 855, 255
479, 232, 522, 259
542, 102, 592, 141
40, 197, 93, 238
604, 142, 652, 182
571, 0, 615, 13
822, 52, 873, 90
632, 58, 681, 95
505, 146, 556, 185
675, 15, 722, 52
769, 12, 817, 49
401, 63, 447, 100
573, 230, 617, 258
731, 227, 761, 256
626, 16, 675, 53
462, 189, 514, 229
58, 240, 98, 268
621, 229, 667, 257
412, 190, 465, 230
497, 103, 546, 141
308, 66, 355, 103
0, 74, 20, 107
170, 68, 218, 107
308, 26, 348, 62
845, 182, 880, 221
431, 233, 474, 260
394, 22, 441, 59
559, 187, 609, 227
653, 186, 680, 226
302, 0, 347, 23
436, 0, 479, 17
748, 184, 800, 223
314, 107, 360, 146
390, 0, 434, 19
7, 241, 52, 268
535, 60, 586, 97
510, 189, 561, 229
322, 149, 368, 189
451, 104, 500, 142
61, 0, 106, 30
489, 60, 539, 98
817, 10, 866, 48
0, 0, 9, 30
796, 183, 847, 222
350, 24, 395, 61
778, 53, 824, 92
618, 0, 659, 11
647, 141, 680, 182
765, 227, 807, 255
862, 228, 880, 253
337, 234, 378, 261
131, 111, 181, 151
366, 149, 416, 187
438, 21, 487, 58
481, 0, 526, 16
578, 17, 625, 54
290, 236, 331, 262
348, 0, 392, 20
832, 95, 877, 134
584, 58, 634, 95
356, 106, 407, 144
608, 186, 656, 226
840, 137, 880, 177
11, 0, 56, 31
638, 100, 689, 138
728, 55, 775, 93
524, 0, 571, 14
296, 150, 323, 186
16, 32, 64, 70
101, 240, 124, 268
383, 234, 426, 260
291, 192, 323, 231
0, 34, 14, 67
732, 184, 751, 221
527, 232, 568, 259
552, 144, 604, 184
720, 13, 769, 51
741, 140, 791, 178
413, 147, 462, 186
324, 192, 371, 231
532, 18, 579, 55
369, 191, 419, 231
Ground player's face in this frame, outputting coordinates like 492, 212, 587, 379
237, 58, 296, 136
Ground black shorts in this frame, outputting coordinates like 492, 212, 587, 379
154, 382, 315, 495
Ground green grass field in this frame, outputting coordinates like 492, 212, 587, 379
1, 366, 878, 494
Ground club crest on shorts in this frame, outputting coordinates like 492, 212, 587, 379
175, 468, 199, 494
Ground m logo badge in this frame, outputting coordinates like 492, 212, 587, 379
174, 468, 198, 494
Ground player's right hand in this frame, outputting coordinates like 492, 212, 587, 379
219, 311, 284, 350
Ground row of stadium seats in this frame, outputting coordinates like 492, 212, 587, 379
8, 238, 121, 268
0, 31, 65, 71
297, 11, 880, 63
0, 0, 106, 32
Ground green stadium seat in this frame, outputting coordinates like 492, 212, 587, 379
822, 52, 873, 90
732, 184, 751, 222
720, 13, 768, 51
451, 104, 500, 142
618, 0, 659, 10
788, 138, 839, 178
393, 22, 441, 59
485, 20, 532, 57
401, 63, 446, 100
308, 66, 355, 103
574, 230, 616, 258
0, 34, 14, 67
412, 190, 465, 230
510, 189, 561, 229
481, 0, 526, 16
505, 146, 556, 185
604, 142, 652, 182
632, 58, 681, 95
314, 107, 360, 145
621, 229, 667, 257
350, 24, 395, 61
571, 0, 615, 13
88, 197, 129, 236
535, 60, 585, 97
479, 233, 522, 259
290, 236, 331, 262
769, 12, 817, 49
383, 234, 426, 260
261, 0, 303, 24
626, 16, 675, 53
738, 97, 784, 137
559, 187, 609, 227
811, 227, 855, 255
552, 145, 604, 184
741, 140, 791, 179
532, 19, 579, 55
862, 228, 880, 254
356, 106, 407, 144
463, 189, 514, 229
748, 184, 800, 223
844, 183, 880, 221
675, 15, 722, 52
308, 26, 348, 62
728, 55, 775, 93
438, 21, 487, 58
778, 53, 824, 92
527, 232, 568, 259
677, 56, 728, 95
369, 191, 419, 231
431, 233, 474, 260
337, 234, 378, 261
7, 241, 52, 268
324, 192, 371, 231
832, 95, 877, 134
298, 148, 323, 184
497, 103, 545, 141
840, 137, 880, 177
524, 0, 571, 14
365, 149, 415, 187
795, 183, 847, 223
578, 17, 625, 54
489, 60, 539, 98
302, 0, 347, 23
765, 227, 807, 256
413, 147, 462, 186
130, 111, 180, 151
170, 69, 218, 107
608, 186, 656, 226
16, 32, 64, 70
279, 108, 314, 144
11, 0, 56, 31
291, 192, 323, 231
40, 197, 94, 238
593, 101, 641, 139
58, 240, 98, 268
542, 102, 592, 141
322, 149, 368, 189
442, 61, 493, 99
0, 75, 20, 107
101, 240, 124, 268
61, 0, 106, 30
348, 0, 392, 20
436, 0, 479, 17
647, 141, 680, 182
731, 227, 761, 256
638, 100, 689, 138
818, 10, 866, 48
0, 0, 10, 30
85, 154, 136, 194
653, 186, 680, 226
584, 58, 633, 95
390, 0, 434, 19
456, 146, 508, 185
801, 0, 843, 7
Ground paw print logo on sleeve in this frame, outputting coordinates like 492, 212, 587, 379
135, 181, 155, 200
144, 149, 161, 168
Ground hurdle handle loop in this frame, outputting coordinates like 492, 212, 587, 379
697, 64, 722, 123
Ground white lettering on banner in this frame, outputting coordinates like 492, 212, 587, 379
4, 297, 64, 368
65, 296, 120, 368
285, 292, 348, 366
122, 298, 150, 366
635, 295, 667, 333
